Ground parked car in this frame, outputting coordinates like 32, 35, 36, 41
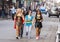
48, 7, 59, 18
40, 6, 47, 14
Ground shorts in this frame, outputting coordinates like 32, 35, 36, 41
16, 22, 22, 27
35, 22, 42, 28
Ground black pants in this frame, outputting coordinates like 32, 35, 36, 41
12, 14, 15, 20
20, 24, 24, 37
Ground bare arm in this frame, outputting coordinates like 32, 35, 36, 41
32, 17, 36, 24
14, 14, 17, 20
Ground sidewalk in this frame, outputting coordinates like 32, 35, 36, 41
0, 19, 58, 42
0, 14, 59, 42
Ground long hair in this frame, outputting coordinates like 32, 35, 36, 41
16, 8, 21, 14
36, 9, 43, 19
27, 10, 32, 15
36, 9, 42, 15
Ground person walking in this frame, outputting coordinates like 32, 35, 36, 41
20, 9, 24, 38
25, 10, 33, 39
10, 5, 16, 20
14, 8, 23, 39
35, 9, 43, 40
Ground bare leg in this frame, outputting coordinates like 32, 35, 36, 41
16, 25, 19, 39
36, 28, 39, 37
38, 28, 41, 36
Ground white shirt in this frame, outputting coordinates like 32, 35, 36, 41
10, 7, 16, 14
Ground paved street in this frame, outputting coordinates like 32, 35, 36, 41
0, 14, 59, 42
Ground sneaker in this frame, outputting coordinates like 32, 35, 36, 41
36, 36, 39, 40
16, 37, 19, 39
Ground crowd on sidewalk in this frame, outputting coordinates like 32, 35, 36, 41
0, 3, 16, 19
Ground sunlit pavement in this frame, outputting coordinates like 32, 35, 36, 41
0, 14, 59, 42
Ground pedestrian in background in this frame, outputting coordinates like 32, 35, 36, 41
14, 8, 23, 39
10, 4, 16, 20
20, 9, 24, 38
35, 9, 43, 40
25, 10, 33, 39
